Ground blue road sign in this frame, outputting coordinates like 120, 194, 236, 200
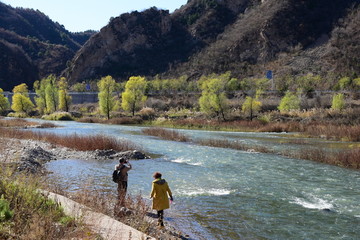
266, 70, 273, 79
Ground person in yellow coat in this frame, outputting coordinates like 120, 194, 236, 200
150, 172, 173, 227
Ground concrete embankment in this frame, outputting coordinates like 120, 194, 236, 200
46, 191, 154, 240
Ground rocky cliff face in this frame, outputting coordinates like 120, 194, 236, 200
65, 0, 360, 83
64, 7, 198, 84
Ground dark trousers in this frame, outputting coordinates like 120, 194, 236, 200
157, 210, 164, 226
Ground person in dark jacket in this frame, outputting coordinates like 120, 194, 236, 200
150, 172, 173, 227
114, 158, 132, 206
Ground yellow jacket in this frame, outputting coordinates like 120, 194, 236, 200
150, 178, 172, 211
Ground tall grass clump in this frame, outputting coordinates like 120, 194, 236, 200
196, 138, 272, 153
42, 112, 74, 121
304, 124, 360, 142
142, 127, 190, 142
0, 118, 37, 128
257, 121, 303, 133
0, 128, 139, 152
0, 168, 80, 239
284, 148, 360, 169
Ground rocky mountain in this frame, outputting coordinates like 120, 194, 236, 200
64, 0, 360, 85
0, 2, 94, 90
1, 0, 359, 90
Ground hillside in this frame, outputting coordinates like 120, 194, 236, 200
64, 0, 360, 85
0, 2, 94, 90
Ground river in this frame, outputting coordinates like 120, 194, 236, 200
29, 120, 360, 240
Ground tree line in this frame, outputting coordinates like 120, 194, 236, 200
0, 72, 357, 121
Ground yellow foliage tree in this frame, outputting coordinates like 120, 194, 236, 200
121, 76, 147, 116
242, 96, 262, 121
11, 83, 34, 114
0, 88, 10, 112
199, 77, 229, 121
98, 76, 116, 119
58, 77, 72, 112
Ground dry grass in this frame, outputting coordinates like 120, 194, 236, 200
36, 122, 58, 128
304, 124, 360, 142
257, 122, 303, 133
142, 127, 190, 142
0, 167, 97, 240
78, 116, 143, 125
54, 180, 177, 239
285, 148, 360, 169
77, 117, 105, 124
196, 138, 273, 153
0, 118, 38, 128
0, 118, 57, 129
169, 118, 267, 131
0, 128, 139, 152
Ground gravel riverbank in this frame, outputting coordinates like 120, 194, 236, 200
0, 137, 148, 174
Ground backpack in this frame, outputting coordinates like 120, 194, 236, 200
112, 165, 126, 183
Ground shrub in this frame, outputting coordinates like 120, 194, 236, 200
42, 112, 74, 121
138, 107, 156, 120
0, 195, 13, 222
142, 127, 190, 142
7, 112, 28, 118
331, 93, 345, 111
278, 91, 300, 112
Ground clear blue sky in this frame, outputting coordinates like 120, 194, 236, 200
2, 0, 188, 32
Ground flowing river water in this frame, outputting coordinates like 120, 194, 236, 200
30, 120, 359, 240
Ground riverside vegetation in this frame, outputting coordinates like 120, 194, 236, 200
1, 72, 360, 170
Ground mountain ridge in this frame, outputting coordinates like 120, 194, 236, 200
0, 1, 94, 90
0, 0, 359, 90
64, 0, 360, 85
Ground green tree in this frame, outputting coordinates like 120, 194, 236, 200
278, 91, 300, 113
331, 93, 345, 111
199, 77, 229, 121
242, 92, 262, 121
0, 88, 10, 112
296, 74, 322, 95
122, 76, 147, 116
34, 78, 48, 114
45, 75, 59, 113
98, 76, 117, 119
58, 77, 72, 112
11, 83, 34, 114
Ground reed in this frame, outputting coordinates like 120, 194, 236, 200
257, 122, 303, 133
107, 117, 143, 125
304, 124, 360, 142
196, 138, 273, 153
170, 118, 267, 131
78, 116, 143, 125
142, 127, 190, 142
0, 118, 38, 128
77, 117, 105, 123
0, 128, 138, 152
284, 148, 360, 169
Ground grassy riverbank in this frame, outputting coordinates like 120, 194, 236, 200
0, 167, 100, 239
